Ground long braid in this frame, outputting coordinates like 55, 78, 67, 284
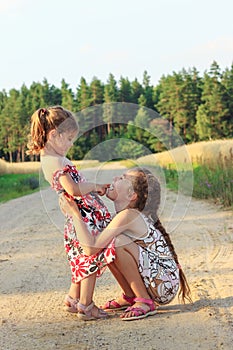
155, 219, 192, 303
128, 167, 192, 304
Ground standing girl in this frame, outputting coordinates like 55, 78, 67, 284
60, 167, 192, 321
27, 106, 115, 319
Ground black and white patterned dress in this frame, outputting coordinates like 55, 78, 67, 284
132, 213, 180, 305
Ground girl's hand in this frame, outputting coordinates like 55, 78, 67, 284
95, 183, 110, 196
59, 193, 77, 216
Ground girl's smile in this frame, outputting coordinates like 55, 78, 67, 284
106, 174, 135, 206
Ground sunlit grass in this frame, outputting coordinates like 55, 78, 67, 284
191, 151, 233, 207
163, 150, 233, 208
0, 173, 41, 203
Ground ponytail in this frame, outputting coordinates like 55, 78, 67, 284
26, 108, 50, 155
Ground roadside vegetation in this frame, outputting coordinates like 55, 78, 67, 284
1, 141, 232, 208
0, 173, 40, 203
138, 140, 233, 208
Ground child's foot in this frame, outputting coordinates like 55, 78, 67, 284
64, 295, 79, 313
101, 293, 135, 311
120, 297, 158, 321
77, 301, 108, 321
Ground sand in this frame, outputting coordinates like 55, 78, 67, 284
0, 166, 233, 350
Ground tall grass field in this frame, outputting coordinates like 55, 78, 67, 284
138, 139, 233, 208
0, 140, 232, 207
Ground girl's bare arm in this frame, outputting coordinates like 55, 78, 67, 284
59, 173, 110, 197
43, 156, 109, 196
60, 195, 137, 255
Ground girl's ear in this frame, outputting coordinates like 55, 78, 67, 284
127, 190, 137, 202
47, 129, 57, 140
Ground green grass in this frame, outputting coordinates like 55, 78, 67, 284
163, 164, 233, 208
0, 173, 42, 203
192, 164, 233, 207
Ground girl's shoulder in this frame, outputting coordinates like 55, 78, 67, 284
41, 155, 72, 167
118, 209, 148, 238
115, 208, 145, 227
41, 155, 73, 184
117, 208, 140, 218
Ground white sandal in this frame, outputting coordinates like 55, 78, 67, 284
64, 295, 79, 313
77, 301, 108, 321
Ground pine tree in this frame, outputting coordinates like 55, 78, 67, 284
90, 77, 104, 106
61, 79, 75, 111
0, 89, 21, 162
142, 70, 155, 110
119, 76, 132, 102
196, 61, 229, 140
221, 64, 233, 137
103, 73, 119, 134
131, 78, 143, 104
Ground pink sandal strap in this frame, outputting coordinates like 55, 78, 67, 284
102, 293, 134, 311
64, 295, 79, 313
122, 294, 134, 304
104, 299, 122, 309
121, 298, 158, 321
124, 306, 147, 315
77, 301, 108, 321
134, 297, 155, 310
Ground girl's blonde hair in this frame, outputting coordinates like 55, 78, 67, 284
27, 106, 78, 155
127, 167, 192, 304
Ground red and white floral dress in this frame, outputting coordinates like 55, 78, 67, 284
52, 165, 115, 283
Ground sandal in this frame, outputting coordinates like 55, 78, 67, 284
121, 297, 158, 321
101, 293, 135, 311
64, 295, 79, 313
77, 301, 108, 321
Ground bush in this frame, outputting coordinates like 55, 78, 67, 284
18, 177, 40, 191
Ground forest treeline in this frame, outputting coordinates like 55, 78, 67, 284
0, 60, 232, 162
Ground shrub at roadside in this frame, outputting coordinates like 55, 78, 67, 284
0, 174, 40, 203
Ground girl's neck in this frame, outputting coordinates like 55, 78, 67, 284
114, 200, 136, 213
114, 200, 128, 213
41, 144, 60, 157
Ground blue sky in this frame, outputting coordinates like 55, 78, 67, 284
0, 0, 233, 92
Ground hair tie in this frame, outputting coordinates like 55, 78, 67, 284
177, 263, 182, 270
38, 108, 48, 119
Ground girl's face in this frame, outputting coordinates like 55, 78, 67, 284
106, 172, 135, 203
50, 130, 78, 156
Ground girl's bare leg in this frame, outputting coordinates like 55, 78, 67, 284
113, 234, 151, 300
78, 272, 107, 318
68, 282, 80, 300
108, 261, 134, 298
79, 273, 97, 305
112, 234, 154, 318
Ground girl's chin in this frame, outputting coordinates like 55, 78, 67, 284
106, 189, 116, 201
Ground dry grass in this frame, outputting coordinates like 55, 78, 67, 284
0, 159, 41, 175
137, 139, 233, 168
0, 159, 102, 175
